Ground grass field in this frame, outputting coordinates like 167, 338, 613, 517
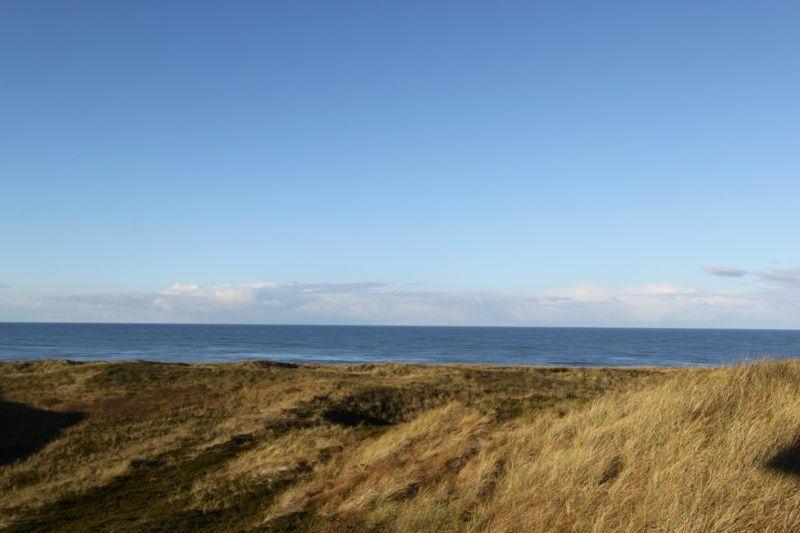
2, 359, 800, 531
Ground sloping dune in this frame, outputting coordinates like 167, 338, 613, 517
1, 360, 799, 531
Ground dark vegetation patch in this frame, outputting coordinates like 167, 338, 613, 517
10, 435, 264, 532
491, 393, 579, 421
0, 360, 85, 374
263, 417, 316, 437
598, 456, 624, 485
0, 400, 85, 466
240, 360, 299, 369
89, 363, 201, 389
261, 510, 370, 533
289, 385, 454, 428
261, 510, 314, 532
766, 436, 800, 476
83, 385, 219, 421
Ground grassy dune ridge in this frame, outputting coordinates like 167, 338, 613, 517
1, 359, 799, 531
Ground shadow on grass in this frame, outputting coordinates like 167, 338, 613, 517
767, 437, 800, 476
0, 400, 85, 466
11, 434, 304, 532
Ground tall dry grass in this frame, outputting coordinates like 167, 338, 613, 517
2, 359, 800, 531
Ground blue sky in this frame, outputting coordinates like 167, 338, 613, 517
1, 1, 799, 326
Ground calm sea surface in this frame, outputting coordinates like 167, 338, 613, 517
2, 323, 800, 366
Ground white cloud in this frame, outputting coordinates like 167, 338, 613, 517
1, 269, 800, 327
153, 283, 282, 312
542, 284, 613, 302
623, 283, 698, 296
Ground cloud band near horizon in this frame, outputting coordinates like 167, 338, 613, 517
1, 267, 798, 328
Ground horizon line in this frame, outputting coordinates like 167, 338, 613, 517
1, 321, 798, 332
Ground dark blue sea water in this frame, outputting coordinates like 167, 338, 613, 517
1, 323, 800, 366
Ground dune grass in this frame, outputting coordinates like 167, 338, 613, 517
1, 359, 799, 531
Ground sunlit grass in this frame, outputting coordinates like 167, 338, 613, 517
2, 359, 799, 531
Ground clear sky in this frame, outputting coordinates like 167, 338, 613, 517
1, 1, 799, 327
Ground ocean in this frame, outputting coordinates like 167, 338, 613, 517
1, 322, 800, 366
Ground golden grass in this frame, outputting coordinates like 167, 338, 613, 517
2, 359, 799, 531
